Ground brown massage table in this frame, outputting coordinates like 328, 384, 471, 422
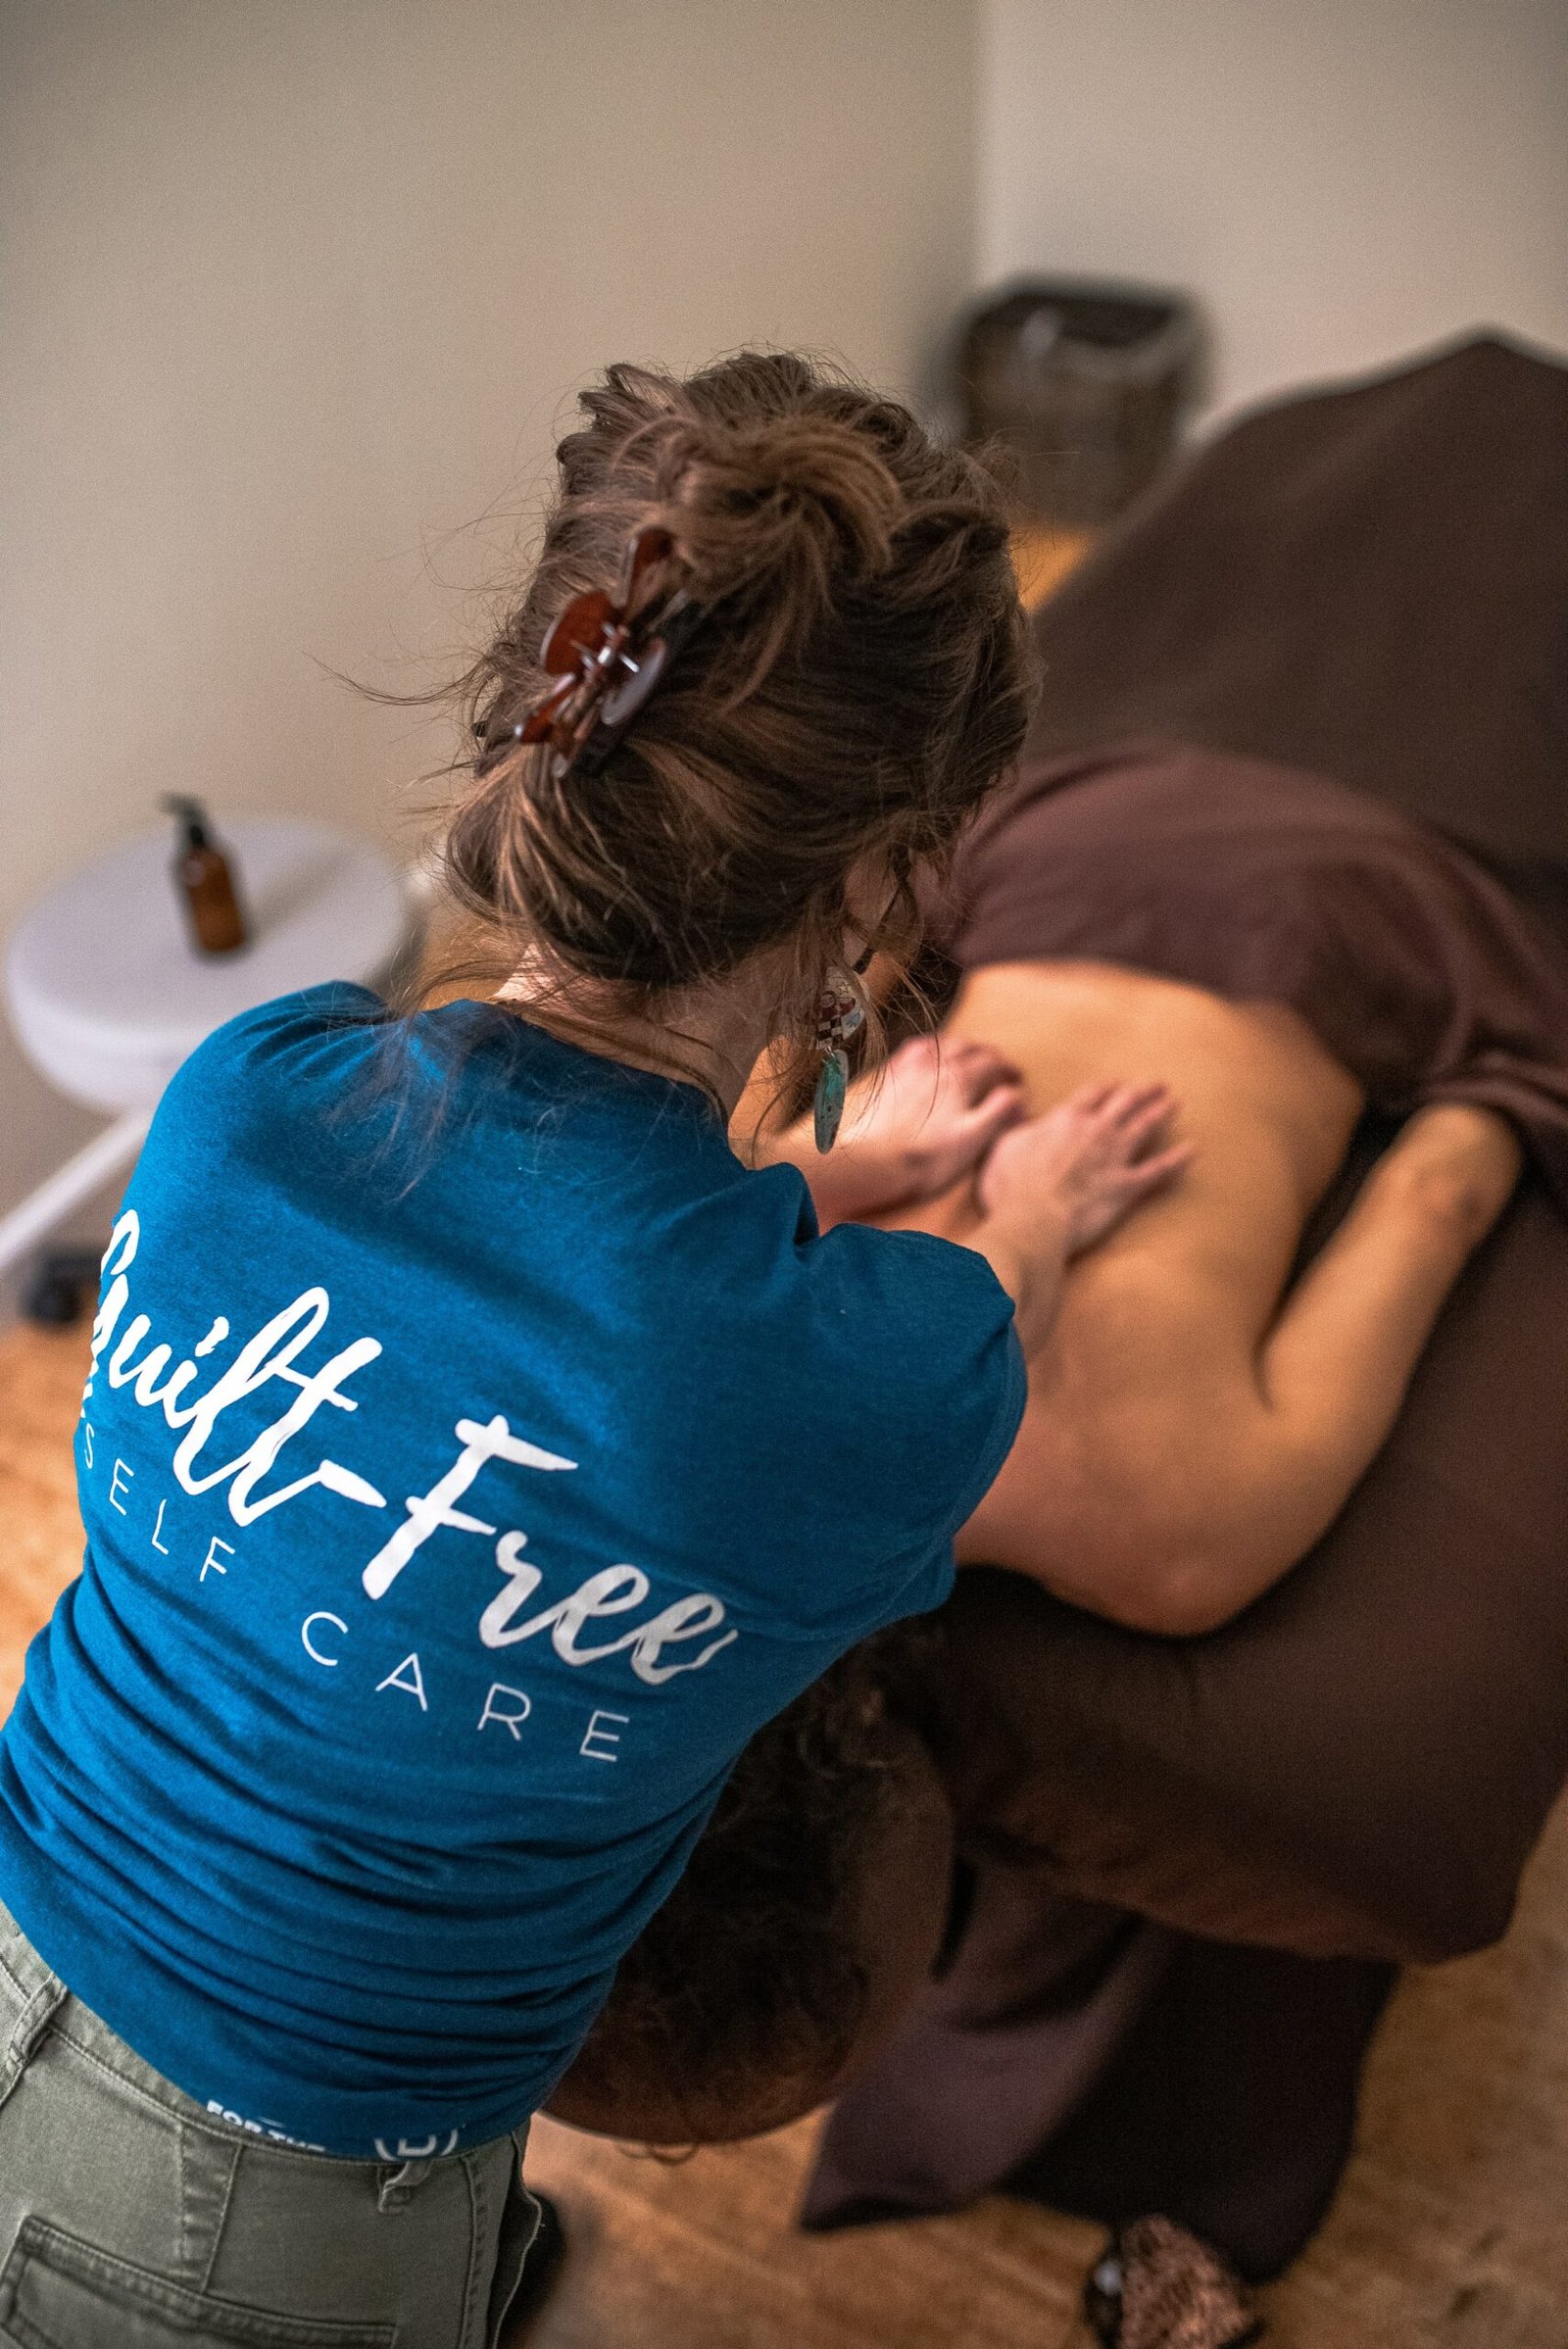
800, 336, 1568, 2274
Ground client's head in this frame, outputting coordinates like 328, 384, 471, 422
546, 1631, 953, 2145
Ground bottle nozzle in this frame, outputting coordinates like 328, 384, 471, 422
162, 794, 212, 853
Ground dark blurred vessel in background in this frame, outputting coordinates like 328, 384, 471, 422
957, 277, 1202, 529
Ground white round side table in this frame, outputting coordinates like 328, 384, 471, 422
2, 820, 414, 1281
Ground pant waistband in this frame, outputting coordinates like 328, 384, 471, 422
0, 1896, 530, 2201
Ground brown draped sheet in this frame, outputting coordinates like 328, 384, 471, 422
937, 746, 1568, 1206
1019, 333, 1568, 874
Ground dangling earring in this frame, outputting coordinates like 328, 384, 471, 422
812, 968, 866, 1152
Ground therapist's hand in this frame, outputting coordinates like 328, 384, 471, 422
979, 1082, 1192, 1258
762, 1035, 1028, 1227
967, 1082, 1190, 1360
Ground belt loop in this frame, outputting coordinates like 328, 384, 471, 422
0, 1971, 67, 2113
376, 2155, 435, 2214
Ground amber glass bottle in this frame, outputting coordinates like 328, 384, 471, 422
162, 796, 248, 954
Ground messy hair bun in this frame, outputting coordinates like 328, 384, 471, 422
442, 351, 1035, 1015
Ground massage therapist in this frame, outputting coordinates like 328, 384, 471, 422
0, 352, 1184, 2346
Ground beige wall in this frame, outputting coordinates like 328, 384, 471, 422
0, 0, 979, 1222
979, 0, 1568, 425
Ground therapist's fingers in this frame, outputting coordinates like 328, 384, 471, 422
1066, 1078, 1162, 1124
941, 1039, 1026, 1103
1068, 1080, 1175, 1115
1115, 1139, 1196, 1198
1102, 1080, 1175, 1122
955, 1080, 1028, 1150
1111, 1088, 1182, 1155
1075, 1083, 1179, 1152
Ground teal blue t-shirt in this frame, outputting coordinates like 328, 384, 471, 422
0, 987, 1024, 2158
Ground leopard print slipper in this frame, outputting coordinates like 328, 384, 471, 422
1083, 2216, 1262, 2349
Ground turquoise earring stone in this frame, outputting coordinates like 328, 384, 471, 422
813, 1046, 849, 1153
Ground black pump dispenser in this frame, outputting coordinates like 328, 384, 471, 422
164, 795, 213, 855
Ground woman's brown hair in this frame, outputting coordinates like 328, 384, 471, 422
427, 350, 1035, 1057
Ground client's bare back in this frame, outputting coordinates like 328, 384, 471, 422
872, 960, 1520, 1635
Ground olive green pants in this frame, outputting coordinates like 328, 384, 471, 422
0, 1901, 539, 2348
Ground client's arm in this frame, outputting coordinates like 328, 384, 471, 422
1122, 1102, 1524, 1636
1241, 1102, 1523, 1553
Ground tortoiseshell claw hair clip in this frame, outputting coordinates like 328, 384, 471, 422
479, 525, 707, 783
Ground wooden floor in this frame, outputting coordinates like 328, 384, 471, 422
3, 1320, 1566, 2346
